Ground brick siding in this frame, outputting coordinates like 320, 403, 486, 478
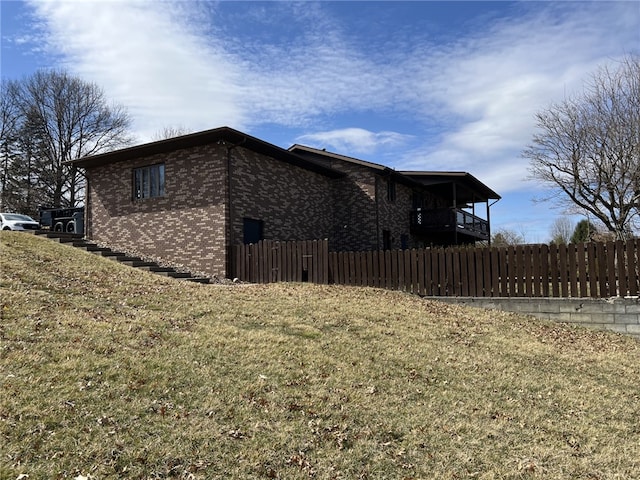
85, 143, 338, 278
228, 147, 334, 245
86, 143, 228, 277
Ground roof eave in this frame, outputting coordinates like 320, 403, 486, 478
72, 127, 343, 178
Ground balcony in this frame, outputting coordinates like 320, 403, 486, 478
410, 208, 489, 242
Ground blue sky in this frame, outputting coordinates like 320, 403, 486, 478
1, 0, 639, 242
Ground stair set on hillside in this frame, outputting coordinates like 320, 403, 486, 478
34, 231, 210, 284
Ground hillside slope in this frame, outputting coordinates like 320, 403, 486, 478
1, 232, 639, 479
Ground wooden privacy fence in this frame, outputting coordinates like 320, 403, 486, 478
232, 239, 330, 284
231, 239, 640, 298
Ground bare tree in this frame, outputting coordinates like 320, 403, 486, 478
492, 228, 525, 246
549, 216, 574, 244
0, 80, 21, 211
152, 125, 192, 141
2, 70, 133, 211
525, 55, 640, 240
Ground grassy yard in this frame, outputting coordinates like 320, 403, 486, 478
1, 232, 639, 479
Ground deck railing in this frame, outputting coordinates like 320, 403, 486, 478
410, 208, 489, 240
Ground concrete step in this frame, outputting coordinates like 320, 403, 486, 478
120, 260, 157, 267
115, 255, 145, 263
54, 236, 82, 243
184, 277, 210, 284
139, 266, 177, 273
76, 245, 111, 252
36, 231, 82, 240
155, 271, 193, 279
95, 250, 126, 258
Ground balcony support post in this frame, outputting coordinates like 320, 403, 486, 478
452, 183, 458, 245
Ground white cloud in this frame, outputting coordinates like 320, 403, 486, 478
27, 0, 246, 140
24, 0, 639, 187
296, 128, 413, 155
392, 2, 639, 193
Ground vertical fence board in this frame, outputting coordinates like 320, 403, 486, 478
267, 240, 274, 283
311, 241, 317, 284
444, 248, 453, 295
400, 250, 406, 291
422, 250, 430, 295
596, 242, 608, 297
344, 251, 352, 285
371, 250, 378, 288
467, 249, 477, 297
459, 249, 469, 296
605, 241, 616, 297
435, 249, 444, 295
410, 249, 418, 294
364, 251, 371, 286
452, 248, 462, 296
627, 240, 638, 296
275, 243, 282, 282
490, 247, 499, 297
323, 240, 329, 284
586, 243, 597, 297
365, 251, 373, 287
577, 243, 588, 297
474, 249, 484, 297
558, 244, 569, 297
403, 249, 411, 293
616, 240, 627, 296
539, 244, 550, 297
532, 245, 541, 297
567, 243, 577, 297
497, 247, 507, 296
431, 250, 440, 296
391, 250, 399, 290
360, 251, 367, 287
507, 247, 516, 296
548, 244, 559, 297
515, 246, 525, 297
383, 250, 391, 289
249, 243, 256, 283
348, 251, 356, 286
291, 241, 298, 282
302, 241, 308, 282
282, 242, 289, 281
480, 247, 489, 297
417, 249, 425, 295
427, 249, 436, 296
522, 245, 532, 297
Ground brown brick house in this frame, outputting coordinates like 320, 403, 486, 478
73, 126, 499, 279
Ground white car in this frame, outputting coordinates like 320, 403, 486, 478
0, 213, 40, 231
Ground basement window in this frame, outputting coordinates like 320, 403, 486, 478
133, 164, 165, 199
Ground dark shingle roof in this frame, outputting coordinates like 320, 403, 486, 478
289, 144, 500, 202
73, 126, 344, 179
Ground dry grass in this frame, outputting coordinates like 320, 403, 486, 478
1, 232, 639, 480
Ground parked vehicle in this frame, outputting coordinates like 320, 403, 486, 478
0, 213, 40, 231
38, 206, 84, 234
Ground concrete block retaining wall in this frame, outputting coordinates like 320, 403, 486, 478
429, 297, 640, 339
